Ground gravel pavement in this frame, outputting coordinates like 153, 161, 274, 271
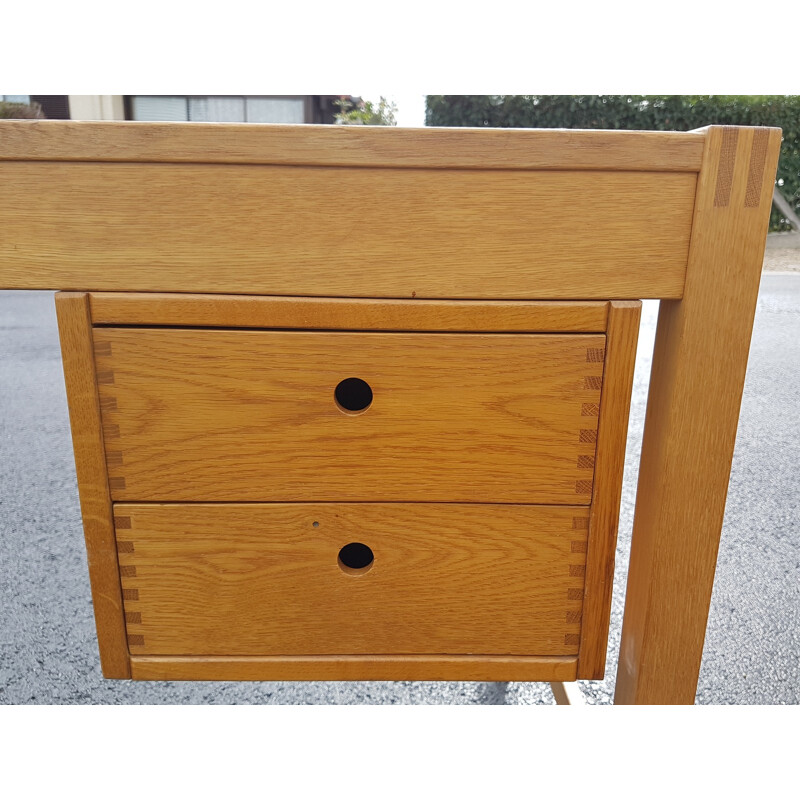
1, 275, 798, 704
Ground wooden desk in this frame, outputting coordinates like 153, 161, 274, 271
0, 121, 780, 703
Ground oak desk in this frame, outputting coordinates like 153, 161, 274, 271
0, 121, 780, 703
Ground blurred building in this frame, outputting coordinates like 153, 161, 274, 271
1, 95, 347, 123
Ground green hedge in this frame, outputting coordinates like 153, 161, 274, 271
426, 96, 800, 231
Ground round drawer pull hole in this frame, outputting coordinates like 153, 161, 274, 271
338, 542, 374, 574
335, 377, 373, 414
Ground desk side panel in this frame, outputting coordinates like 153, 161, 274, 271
55, 292, 130, 678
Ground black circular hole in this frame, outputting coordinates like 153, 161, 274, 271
335, 377, 373, 414
338, 542, 374, 572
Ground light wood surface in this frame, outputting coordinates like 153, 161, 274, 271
615, 125, 782, 704
0, 162, 694, 299
130, 655, 578, 682
89, 293, 610, 332
577, 301, 641, 679
94, 329, 605, 504
550, 681, 586, 705
54, 293, 130, 678
115, 503, 589, 656
0, 120, 704, 171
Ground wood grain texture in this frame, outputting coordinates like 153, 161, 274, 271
0, 162, 695, 299
615, 126, 782, 704
94, 329, 605, 504
54, 293, 130, 678
89, 293, 610, 332
130, 655, 578, 682
116, 503, 589, 656
577, 301, 641, 679
0, 120, 704, 171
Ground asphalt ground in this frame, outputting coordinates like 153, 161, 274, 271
1, 275, 798, 704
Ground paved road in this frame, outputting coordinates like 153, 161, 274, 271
1, 277, 798, 704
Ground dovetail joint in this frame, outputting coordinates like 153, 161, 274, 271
105, 451, 124, 467
745, 128, 770, 208
713, 127, 739, 208
586, 348, 605, 363
583, 375, 602, 390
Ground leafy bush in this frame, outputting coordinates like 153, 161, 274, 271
335, 96, 397, 126
426, 96, 800, 231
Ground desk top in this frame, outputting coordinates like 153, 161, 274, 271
0, 120, 705, 170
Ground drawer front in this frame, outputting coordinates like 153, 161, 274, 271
94, 329, 605, 503
116, 503, 589, 657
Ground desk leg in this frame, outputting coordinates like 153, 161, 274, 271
615, 126, 782, 704
550, 682, 585, 705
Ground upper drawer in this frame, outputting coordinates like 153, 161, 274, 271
94, 328, 605, 504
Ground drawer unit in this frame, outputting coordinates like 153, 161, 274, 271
57, 292, 641, 682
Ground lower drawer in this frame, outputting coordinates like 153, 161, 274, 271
115, 503, 589, 658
